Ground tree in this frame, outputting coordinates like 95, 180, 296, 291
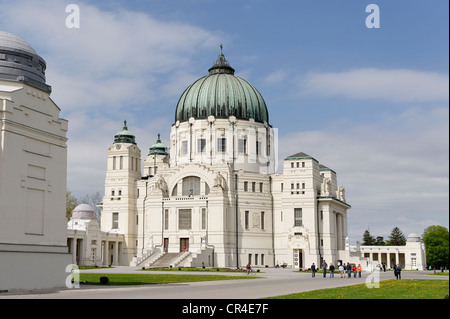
78, 191, 103, 220
387, 227, 406, 246
423, 225, 449, 269
362, 229, 376, 245
66, 189, 78, 220
374, 236, 385, 246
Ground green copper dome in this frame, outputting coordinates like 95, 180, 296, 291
175, 47, 269, 124
149, 133, 168, 156
114, 120, 136, 144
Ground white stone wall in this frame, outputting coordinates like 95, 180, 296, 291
0, 81, 71, 291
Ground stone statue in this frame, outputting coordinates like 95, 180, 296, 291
213, 172, 226, 190
321, 177, 331, 196
155, 175, 168, 197
337, 186, 346, 202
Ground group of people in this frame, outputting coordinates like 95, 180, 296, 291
310, 261, 362, 278
310, 261, 403, 280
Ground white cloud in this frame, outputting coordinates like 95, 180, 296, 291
277, 106, 449, 241
0, 0, 221, 111
299, 68, 449, 102
0, 0, 223, 198
263, 69, 288, 85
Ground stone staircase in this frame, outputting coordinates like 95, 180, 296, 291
149, 253, 183, 268
141, 246, 214, 268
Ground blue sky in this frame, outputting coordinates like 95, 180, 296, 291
1, 0, 448, 242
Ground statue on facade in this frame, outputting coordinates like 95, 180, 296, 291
321, 177, 331, 196
213, 172, 227, 190
155, 175, 168, 197
337, 186, 346, 202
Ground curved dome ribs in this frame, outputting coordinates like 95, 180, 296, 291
174, 50, 269, 125
240, 76, 268, 123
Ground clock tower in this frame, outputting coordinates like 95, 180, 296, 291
101, 121, 141, 264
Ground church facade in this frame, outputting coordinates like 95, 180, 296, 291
100, 49, 355, 269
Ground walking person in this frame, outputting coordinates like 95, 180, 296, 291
329, 263, 335, 278
346, 262, 351, 278
311, 263, 316, 278
322, 260, 327, 278
357, 264, 362, 278
339, 264, 345, 278
395, 264, 402, 279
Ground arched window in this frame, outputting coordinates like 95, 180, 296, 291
182, 176, 200, 196
171, 184, 178, 197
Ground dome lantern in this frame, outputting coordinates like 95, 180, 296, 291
208, 44, 235, 75
114, 120, 136, 144
149, 133, 168, 156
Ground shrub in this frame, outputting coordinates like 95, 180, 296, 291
99, 276, 109, 284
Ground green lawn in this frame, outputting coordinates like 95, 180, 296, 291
77, 273, 258, 286
429, 272, 449, 276
267, 280, 449, 299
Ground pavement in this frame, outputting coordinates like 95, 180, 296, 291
0, 267, 447, 299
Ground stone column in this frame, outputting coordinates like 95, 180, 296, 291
79, 239, 85, 266
71, 237, 77, 265
104, 240, 109, 266
336, 214, 342, 250
114, 240, 119, 266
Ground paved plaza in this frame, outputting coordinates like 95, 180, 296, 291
1, 267, 447, 299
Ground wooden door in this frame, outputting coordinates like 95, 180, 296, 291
180, 238, 189, 252
164, 238, 169, 253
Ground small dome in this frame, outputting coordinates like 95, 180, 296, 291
407, 233, 421, 242
0, 31, 37, 55
114, 120, 136, 144
175, 47, 269, 124
149, 133, 168, 156
0, 31, 51, 93
72, 204, 96, 220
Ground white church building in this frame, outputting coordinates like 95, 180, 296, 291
98, 49, 426, 270
0, 31, 426, 292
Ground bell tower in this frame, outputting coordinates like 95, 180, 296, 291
101, 121, 141, 264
